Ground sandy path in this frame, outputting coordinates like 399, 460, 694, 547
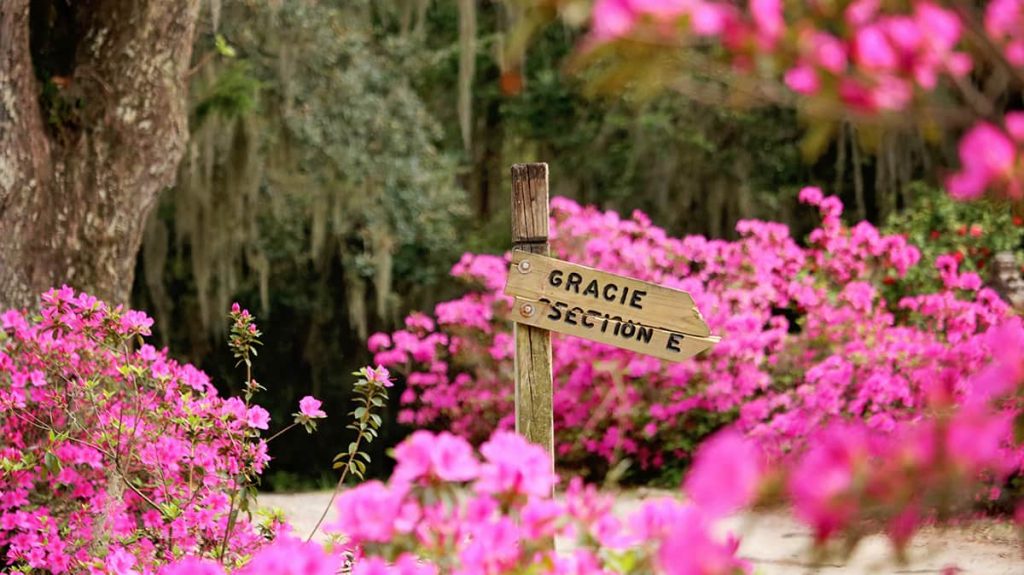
258, 490, 1023, 574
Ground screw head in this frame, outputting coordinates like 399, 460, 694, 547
517, 260, 532, 273
520, 303, 535, 317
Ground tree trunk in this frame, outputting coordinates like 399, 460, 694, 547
0, 0, 200, 310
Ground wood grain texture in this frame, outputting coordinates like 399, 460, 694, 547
505, 250, 711, 337
510, 297, 719, 362
510, 163, 554, 464
511, 164, 549, 243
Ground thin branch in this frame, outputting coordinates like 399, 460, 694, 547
305, 439, 357, 542
265, 421, 298, 443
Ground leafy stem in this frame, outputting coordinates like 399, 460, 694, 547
306, 367, 390, 541
219, 304, 263, 564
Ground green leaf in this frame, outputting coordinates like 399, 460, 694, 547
43, 452, 61, 474
215, 34, 238, 58
161, 502, 182, 520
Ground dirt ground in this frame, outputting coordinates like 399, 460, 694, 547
258, 490, 1023, 575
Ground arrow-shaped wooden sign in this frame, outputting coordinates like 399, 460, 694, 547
503, 250, 718, 362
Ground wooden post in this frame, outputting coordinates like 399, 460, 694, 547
510, 163, 554, 468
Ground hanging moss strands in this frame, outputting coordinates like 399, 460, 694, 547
142, 0, 466, 347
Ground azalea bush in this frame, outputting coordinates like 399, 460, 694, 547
160, 322, 1024, 574
687, 316, 1024, 552
370, 189, 1013, 477
0, 290, 327, 572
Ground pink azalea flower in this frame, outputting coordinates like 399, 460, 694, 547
750, 0, 783, 46
784, 64, 819, 95
367, 332, 392, 352
106, 548, 139, 575
845, 0, 879, 26
853, 25, 897, 70
810, 32, 847, 73
458, 517, 522, 575
476, 431, 558, 497
914, 2, 961, 52
351, 557, 391, 575
591, 0, 636, 41
120, 310, 154, 336
869, 75, 912, 111
797, 186, 824, 204
158, 558, 226, 575
365, 365, 394, 387
298, 396, 327, 419
789, 425, 868, 540
655, 504, 749, 575
947, 122, 1017, 199
235, 537, 339, 575
520, 498, 564, 539
329, 481, 419, 543
245, 405, 271, 430
629, 497, 690, 540
684, 429, 764, 517
393, 430, 480, 484
1005, 112, 1024, 141
946, 407, 1013, 475
690, 2, 732, 36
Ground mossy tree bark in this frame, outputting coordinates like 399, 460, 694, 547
0, 0, 200, 309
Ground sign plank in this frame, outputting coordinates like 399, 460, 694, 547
504, 250, 711, 337
510, 297, 719, 362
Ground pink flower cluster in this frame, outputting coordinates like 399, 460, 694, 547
159, 320, 1022, 574
158, 430, 750, 575
157, 537, 341, 575
586, 0, 1024, 201
702, 317, 1024, 547
0, 289, 296, 572
370, 192, 1015, 473
947, 113, 1024, 200
592, 0, 970, 113
986, 0, 1024, 66
161, 328, 1022, 574
325, 430, 748, 575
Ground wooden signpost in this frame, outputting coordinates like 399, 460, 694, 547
510, 164, 555, 463
506, 163, 719, 465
